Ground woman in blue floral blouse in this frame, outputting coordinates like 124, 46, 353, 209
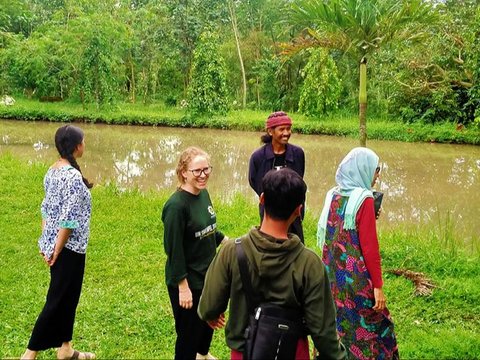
22, 125, 95, 360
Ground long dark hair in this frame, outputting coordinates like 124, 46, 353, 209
260, 133, 272, 144
55, 125, 93, 189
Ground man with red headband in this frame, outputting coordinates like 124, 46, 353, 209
248, 111, 306, 242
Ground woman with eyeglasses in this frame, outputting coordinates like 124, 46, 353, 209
162, 146, 227, 360
317, 147, 398, 360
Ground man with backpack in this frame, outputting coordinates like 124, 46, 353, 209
198, 168, 346, 360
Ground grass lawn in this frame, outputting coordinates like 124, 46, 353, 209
1, 154, 479, 359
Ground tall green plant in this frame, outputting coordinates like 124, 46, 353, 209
77, 35, 117, 108
290, 0, 436, 146
74, 12, 128, 108
467, 6, 480, 128
299, 48, 341, 116
252, 55, 282, 111
187, 31, 229, 116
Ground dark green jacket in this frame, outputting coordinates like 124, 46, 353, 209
198, 227, 346, 360
162, 189, 224, 289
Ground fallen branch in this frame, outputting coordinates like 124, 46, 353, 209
387, 269, 437, 296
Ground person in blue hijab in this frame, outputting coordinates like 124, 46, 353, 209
317, 147, 399, 360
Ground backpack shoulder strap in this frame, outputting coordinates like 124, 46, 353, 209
235, 238, 258, 314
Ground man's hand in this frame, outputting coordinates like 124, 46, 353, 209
207, 313, 226, 330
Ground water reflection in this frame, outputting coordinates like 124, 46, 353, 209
1, 119, 479, 244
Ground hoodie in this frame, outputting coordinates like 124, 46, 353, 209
198, 227, 346, 360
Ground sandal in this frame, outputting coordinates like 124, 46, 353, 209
69, 350, 96, 360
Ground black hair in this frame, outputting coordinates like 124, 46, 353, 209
55, 125, 93, 189
260, 133, 272, 144
262, 168, 306, 220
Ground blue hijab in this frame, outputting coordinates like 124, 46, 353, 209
317, 147, 379, 248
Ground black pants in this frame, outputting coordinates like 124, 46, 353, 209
168, 286, 214, 360
28, 248, 86, 351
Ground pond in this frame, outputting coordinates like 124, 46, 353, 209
1, 119, 479, 246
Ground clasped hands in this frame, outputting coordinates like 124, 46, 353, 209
40, 248, 61, 267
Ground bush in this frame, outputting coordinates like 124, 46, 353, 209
298, 48, 341, 116
187, 31, 229, 116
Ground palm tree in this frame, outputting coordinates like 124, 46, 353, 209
290, 0, 436, 146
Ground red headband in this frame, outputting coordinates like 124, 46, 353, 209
266, 112, 292, 129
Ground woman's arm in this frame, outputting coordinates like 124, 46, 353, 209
356, 197, 383, 288
162, 201, 188, 286
46, 228, 72, 266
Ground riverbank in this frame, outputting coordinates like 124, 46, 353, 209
1, 154, 479, 359
1, 97, 479, 144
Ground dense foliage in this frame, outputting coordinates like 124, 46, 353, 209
0, 0, 479, 126
187, 31, 229, 115
385, 0, 480, 126
299, 48, 341, 116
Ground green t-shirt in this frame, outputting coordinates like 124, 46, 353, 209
162, 188, 224, 289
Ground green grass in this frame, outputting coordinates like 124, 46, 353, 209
1, 154, 479, 359
1, 97, 479, 144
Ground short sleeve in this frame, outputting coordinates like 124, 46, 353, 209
58, 175, 84, 229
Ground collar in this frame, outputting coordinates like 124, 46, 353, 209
264, 143, 294, 162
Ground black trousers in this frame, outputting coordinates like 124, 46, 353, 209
28, 248, 86, 351
168, 286, 214, 360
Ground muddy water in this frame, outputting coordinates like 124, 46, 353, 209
1, 119, 479, 244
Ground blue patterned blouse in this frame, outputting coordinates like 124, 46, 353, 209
39, 165, 92, 258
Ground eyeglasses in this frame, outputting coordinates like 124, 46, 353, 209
188, 166, 213, 177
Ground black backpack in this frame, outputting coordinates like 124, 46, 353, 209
235, 239, 306, 360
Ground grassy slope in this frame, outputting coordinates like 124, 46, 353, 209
1, 98, 479, 144
0, 154, 479, 359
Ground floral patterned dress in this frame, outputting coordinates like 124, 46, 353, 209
323, 194, 399, 360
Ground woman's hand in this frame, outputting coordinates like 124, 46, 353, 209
44, 228, 70, 267
178, 279, 193, 309
373, 287, 386, 311
47, 249, 61, 267
40, 248, 61, 267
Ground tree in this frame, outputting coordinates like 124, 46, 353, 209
290, 0, 436, 146
299, 48, 341, 116
75, 12, 127, 108
165, 0, 225, 96
227, 0, 247, 108
379, 0, 478, 125
187, 31, 229, 115
0, 0, 34, 35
